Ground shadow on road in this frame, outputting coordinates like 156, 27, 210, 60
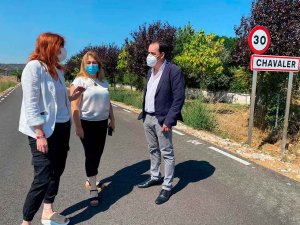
62, 159, 214, 224
172, 160, 215, 195
61, 159, 149, 224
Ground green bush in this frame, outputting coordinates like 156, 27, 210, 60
182, 99, 216, 131
0, 80, 17, 92
110, 89, 216, 131
228, 66, 251, 93
109, 89, 143, 109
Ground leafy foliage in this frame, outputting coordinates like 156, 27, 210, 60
228, 66, 251, 93
173, 22, 196, 57
109, 89, 143, 109
182, 99, 216, 131
125, 21, 177, 81
174, 31, 225, 88
10, 69, 22, 81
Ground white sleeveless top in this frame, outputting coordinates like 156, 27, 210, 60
72, 76, 110, 121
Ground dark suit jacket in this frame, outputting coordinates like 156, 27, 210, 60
138, 61, 185, 128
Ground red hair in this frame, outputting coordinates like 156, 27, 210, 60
29, 32, 65, 77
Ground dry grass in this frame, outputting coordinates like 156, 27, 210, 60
207, 102, 300, 181
0, 75, 18, 93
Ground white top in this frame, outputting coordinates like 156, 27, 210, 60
145, 60, 166, 113
53, 78, 70, 122
72, 76, 110, 121
19, 60, 71, 138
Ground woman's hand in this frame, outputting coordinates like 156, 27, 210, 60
75, 126, 84, 139
36, 138, 48, 154
109, 119, 115, 131
69, 86, 85, 101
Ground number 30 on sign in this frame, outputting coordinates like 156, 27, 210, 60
248, 26, 271, 54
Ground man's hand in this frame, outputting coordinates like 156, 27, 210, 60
161, 123, 171, 132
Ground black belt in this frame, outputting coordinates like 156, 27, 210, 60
145, 112, 155, 116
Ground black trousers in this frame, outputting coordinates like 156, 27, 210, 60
80, 119, 108, 177
23, 121, 71, 221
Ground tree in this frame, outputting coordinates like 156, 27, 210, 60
228, 66, 251, 93
125, 21, 177, 89
103, 44, 120, 86
174, 31, 225, 89
10, 69, 22, 82
173, 22, 196, 57
232, 0, 300, 132
116, 47, 138, 89
116, 47, 129, 73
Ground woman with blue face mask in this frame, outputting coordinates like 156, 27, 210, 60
70, 51, 115, 207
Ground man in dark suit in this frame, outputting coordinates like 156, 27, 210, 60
137, 41, 185, 204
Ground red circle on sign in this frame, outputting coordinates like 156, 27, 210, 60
248, 26, 271, 54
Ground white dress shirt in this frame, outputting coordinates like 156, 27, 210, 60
145, 60, 166, 113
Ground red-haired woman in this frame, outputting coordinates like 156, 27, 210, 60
19, 32, 84, 225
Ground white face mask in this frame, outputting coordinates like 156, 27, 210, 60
57, 47, 67, 62
146, 54, 158, 67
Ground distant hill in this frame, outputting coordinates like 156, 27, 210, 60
0, 64, 25, 75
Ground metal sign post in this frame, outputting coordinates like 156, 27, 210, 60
247, 26, 271, 146
281, 72, 294, 154
250, 55, 300, 151
247, 71, 257, 145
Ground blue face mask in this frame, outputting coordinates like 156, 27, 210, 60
86, 64, 99, 75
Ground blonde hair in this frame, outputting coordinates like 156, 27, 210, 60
77, 51, 105, 81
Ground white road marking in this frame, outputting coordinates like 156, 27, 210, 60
208, 146, 251, 166
112, 104, 118, 108
172, 130, 185, 136
187, 139, 202, 145
122, 109, 131, 113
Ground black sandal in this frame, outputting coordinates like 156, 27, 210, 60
89, 189, 99, 207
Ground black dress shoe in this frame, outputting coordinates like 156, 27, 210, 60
155, 189, 172, 205
137, 178, 163, 188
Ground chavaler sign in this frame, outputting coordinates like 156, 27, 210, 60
251, 55, 300, 72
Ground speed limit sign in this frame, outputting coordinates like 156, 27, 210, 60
248, 26, 271, 54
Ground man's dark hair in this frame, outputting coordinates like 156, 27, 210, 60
150, 41, 171, 59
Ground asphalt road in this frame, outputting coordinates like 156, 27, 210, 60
0, 85, 299, 225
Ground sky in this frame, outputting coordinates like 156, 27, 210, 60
0, 0, 252, 64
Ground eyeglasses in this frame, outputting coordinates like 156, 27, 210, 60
87, 61, 98, 65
